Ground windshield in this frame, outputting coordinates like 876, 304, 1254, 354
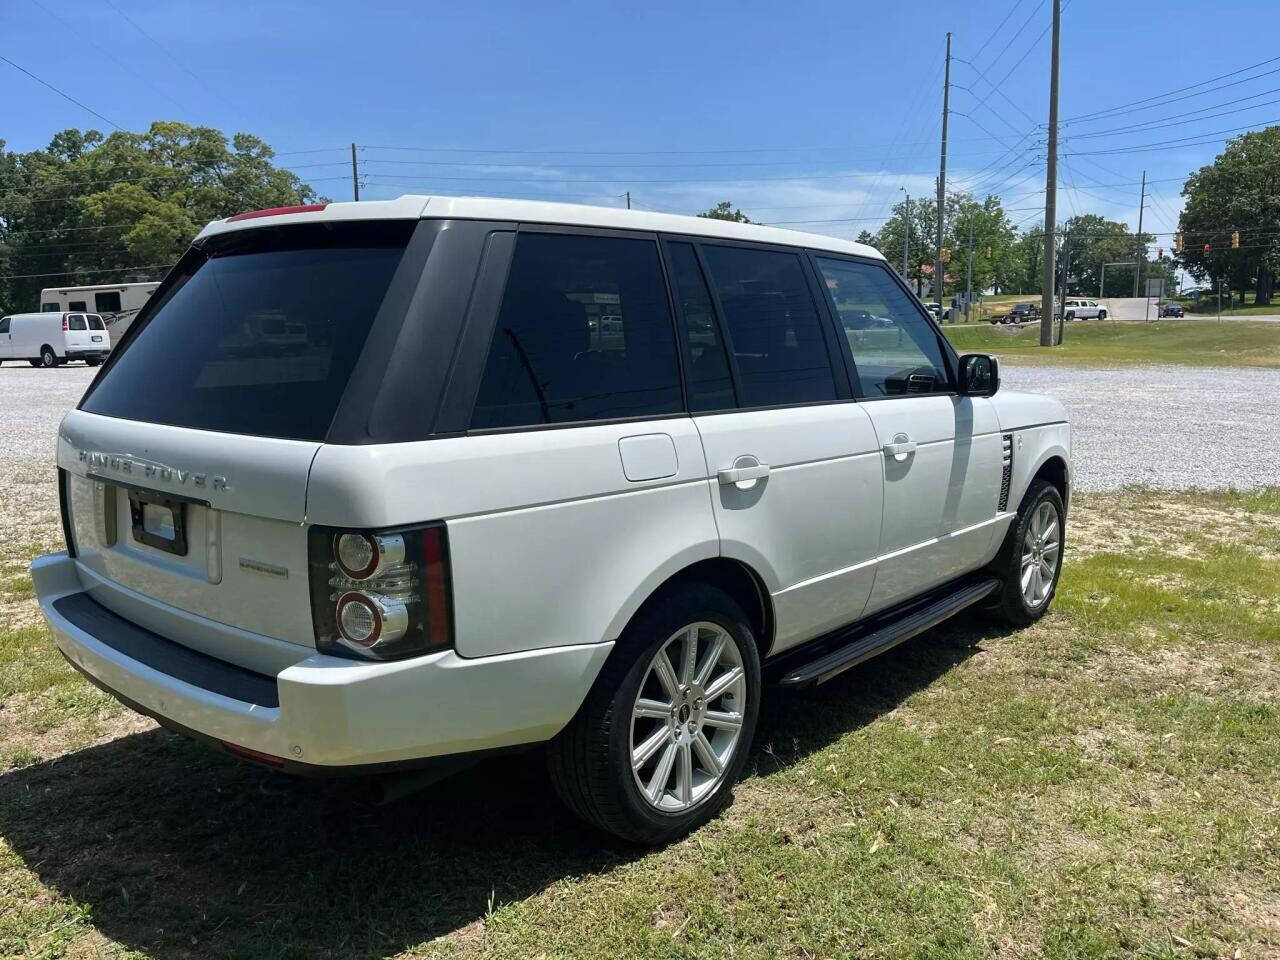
81, 221, 414, 441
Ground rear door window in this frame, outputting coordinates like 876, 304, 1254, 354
87, 315, 105, 330
813, 256, 951, 397
699, 244, 837, 407
470, 232, 681, 429
67, 314, 87, 331
80, 221, 415, 441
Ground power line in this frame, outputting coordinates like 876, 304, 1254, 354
99, 0, 234, 111
1066, 89, 1280, 140
0, 263, 175, 281
1066, 118, 1280, 156
1064, 54, 1280, 123
0, 54, 121, 130
26, 0, 194, 117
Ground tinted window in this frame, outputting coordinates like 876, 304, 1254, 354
700, 245, 837, 407
87, 314, 105, 330
67, 314, 87, 331
81, 221, 413, 441
41, 303, 58, 312
814, 257, 950, 397
666, 241, 733, 411
68, 301, 87, 312
0, 318, 8, 334
95, 291, 122, 313
471, 232, 681, 429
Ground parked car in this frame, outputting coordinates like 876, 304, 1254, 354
0, 312, 110, 367
33, 197, 1071, 844
40, 281, 159, 344
1062, 298, 1107, 320
1159, 302, 1185, 317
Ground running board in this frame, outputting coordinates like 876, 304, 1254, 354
777, 578, 1000, 689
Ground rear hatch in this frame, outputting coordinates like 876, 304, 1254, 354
59, 218, 418, 655
63, 313, 106, 352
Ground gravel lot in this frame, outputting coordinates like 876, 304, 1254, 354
0, 361, 1276, 532
1002, 363, 1280, 491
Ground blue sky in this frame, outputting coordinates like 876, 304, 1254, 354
3, 0, 1276, 247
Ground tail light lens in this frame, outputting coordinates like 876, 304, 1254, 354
308, 522, 453, 660
62, 316, 69, 331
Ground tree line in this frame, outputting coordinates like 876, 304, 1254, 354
0, 122, 318, 315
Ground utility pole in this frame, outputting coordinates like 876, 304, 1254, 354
625, 191, 631, 209
1039, 0, 1060, 347
901, 190, 911, 283
965, 211, 975, 322
1132, 169, 1146, 297
1057, 229, 1070, 344
351, 143, 360, 202
935, 32, 951, 317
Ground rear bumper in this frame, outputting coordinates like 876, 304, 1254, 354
32, 552, 611, 770
65, 349, 109, 360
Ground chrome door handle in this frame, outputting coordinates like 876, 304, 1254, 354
882, 435, 917, 461
718, 461, 770, 485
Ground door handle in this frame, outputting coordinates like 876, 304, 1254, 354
718, 461, 770, 486
882, 434, 917, 461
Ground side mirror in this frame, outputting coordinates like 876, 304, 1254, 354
958, 353, 1000, 397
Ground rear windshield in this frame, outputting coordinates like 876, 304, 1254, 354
67, 315, 87, 331
81, 221, 414, 441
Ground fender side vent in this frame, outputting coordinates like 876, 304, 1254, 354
998, 434, 1014, 512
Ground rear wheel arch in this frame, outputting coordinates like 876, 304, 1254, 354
612, 557, 774, 666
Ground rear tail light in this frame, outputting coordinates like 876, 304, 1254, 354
62, 316, 68, 331
308, 523, 453, 660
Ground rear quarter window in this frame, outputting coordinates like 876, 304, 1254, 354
81, 221, 415, 441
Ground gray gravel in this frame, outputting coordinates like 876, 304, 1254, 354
0, 362, 1276, 515
1002, 363, 1280, 491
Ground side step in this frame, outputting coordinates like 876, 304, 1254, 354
777, 578, 1000, 689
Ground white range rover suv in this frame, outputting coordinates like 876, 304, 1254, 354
33, 197, 1070, 844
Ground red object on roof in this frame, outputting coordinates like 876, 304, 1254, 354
226, 203, 328, 223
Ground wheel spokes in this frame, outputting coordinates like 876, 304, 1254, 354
703, 709, 743, 730
652, 649, 680, 700
646, 742, 678, 802
694, 632, 727, 687
680, 627, 698, 685
704, 665, 744, 702
676, 742, 693, 804
692, 731, 723, 776
632, 726, 668, 771
634, 697, 672, 721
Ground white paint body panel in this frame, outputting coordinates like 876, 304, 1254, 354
31, 197, 1072, 769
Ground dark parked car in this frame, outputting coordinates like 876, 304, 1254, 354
992, 302, 1040, 325
1159, 302, 1185, 317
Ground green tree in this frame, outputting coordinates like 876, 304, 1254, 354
696, 201, 751, 223
1059, 214, 1152, 298
0, 122, 319, 314
1177, 126, 1280, 304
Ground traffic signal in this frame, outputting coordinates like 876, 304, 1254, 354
1157, 248, 1163, 259
1175, 232, 1183, 252
1232, 229, 1240, 249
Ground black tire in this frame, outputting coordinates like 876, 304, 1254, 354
1065, 311, 1075, 321
548, 582, 762, 845
28, 359, 41, 367
988, 479, 1065, 627
39, 346, 57, 368
1097, 309, 1107, 320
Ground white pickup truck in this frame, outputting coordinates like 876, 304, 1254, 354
33, 196, 1071, 844
1062, 298, 1108, 320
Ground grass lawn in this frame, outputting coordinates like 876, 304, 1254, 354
944, 319, 1280, 368
2, 488, 1279, 958
1185, 300, 1280, 318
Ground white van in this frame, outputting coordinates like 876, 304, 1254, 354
0, 312, 111, 367
33, 197, 1070, 843
39, 282, 159, 343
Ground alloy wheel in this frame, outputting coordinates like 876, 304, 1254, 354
1020, 500, 1061, 608
630, 621, 747, 813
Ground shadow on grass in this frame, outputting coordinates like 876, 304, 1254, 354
0, 614, 1008, 959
